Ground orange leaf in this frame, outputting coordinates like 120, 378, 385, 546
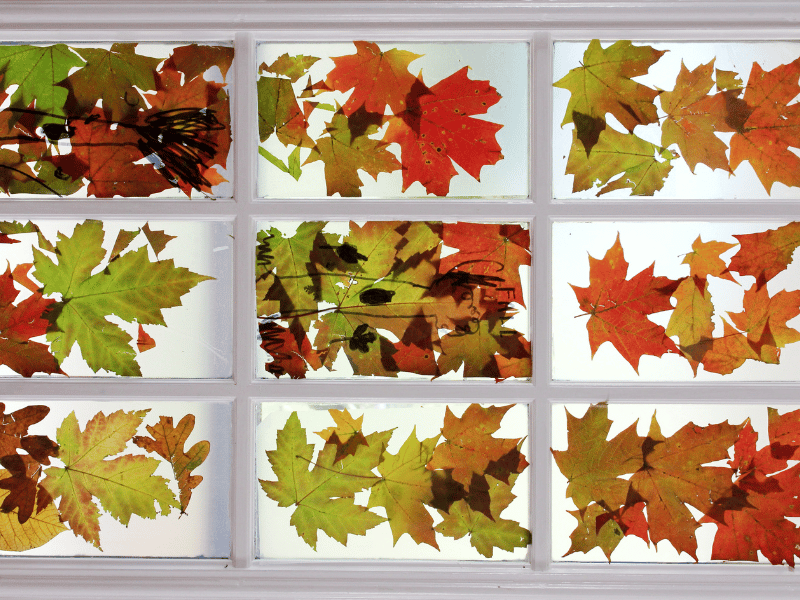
727, 221, 800, 288
136, 324, 156, 353
681, 235, 737, 282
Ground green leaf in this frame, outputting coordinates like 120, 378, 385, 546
260, 412, 387, 549
261, 53, 320, 83
40, 409, 177, 549
258, 76, 312, 147
0, 220, 54, 251
288, 146, 302, 181
259, 146, 290, 174
109, 228, 140, 262
0, 44, 84, 123
32, 220, 213, 376
67, 43, 160, 121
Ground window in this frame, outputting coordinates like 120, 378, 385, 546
2, 1, 799, 598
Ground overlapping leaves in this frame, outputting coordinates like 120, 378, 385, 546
256, 220, 531, 381
570, 222, 800, 376
556, 40, 800, 196
553, 403, 800, 566
257, 41, 505, 197
260, 405, 531, 557
0, 42, 232, 198
0, 219, 213, 378
0, 403, 209, 552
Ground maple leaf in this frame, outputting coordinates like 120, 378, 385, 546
660, 60, 735, 174
552, 404, 644, 511
665, 276, 715, 348
66, 43, 160, 121
554, 40, 666, 154
439, 222, 530, 308
562, 502, 648, 561
259, 320, 320, 379
729, 283, 800, 354
0, 469, 65, 551
566, 127, 677, 196
325, 41, 422, 117
133, 415, 209, 514
68, 107, 172, 198
142, 222, 176, 259
570, 234, 682, 373
140, 64, 231, 196
680, 319, 761, 375
315, 409, 368, 463
427, 404, 528, 493
40, 409, 178, 549
368, 428, 440, 548
384, 70, 503, 196
681, 235, 737, 282
136, 324, 156, 353
167, 44, 234, 82
0, 267, 61, 377
702, 420, 800, 566
0, 44, 84, 124
33, 220, 213, 376
435, 474, 530, 558
109, 228, 140, 262
262, 53, 320, 83
729, 58, 800, 193
0, 149, 44, 195
258, 75, 313, 148
304, 108, 401, 197
717, 67, 744, 91
260, 412, 388, 550
726, 221, 800, 288
436, 318, 530, 380
629, 412, 743, 560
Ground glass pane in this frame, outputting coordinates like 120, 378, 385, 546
552, 402, 800, 566
256, 402, 530, 560
0, 399, 230, 557
0, 42, 232, 199
256, 220, 531, 381
0, 218, 232, 378
553, 220, 800, 381
553, 40, 800, 199
256, 42, 528, 199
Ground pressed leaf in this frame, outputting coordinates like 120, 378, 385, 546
665, 276, 715, 348
40, 409, 177, 549
726, 221, 800, 287
167, 44, 234, 81
258, 76, 313, 147
142, 222, 176, 259
262, 53, 320, 83
0, 469, 65, 551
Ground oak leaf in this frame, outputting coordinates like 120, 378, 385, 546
570, 234, 682, 373
325, 41, 422, 116
0, 469, 65, 551
729, 58, 800, 193
133, 415, 209, 514
554, 40, 665, 153
384, 70, 503, 196
41, 409, 177, 549
260, 412, 388, 549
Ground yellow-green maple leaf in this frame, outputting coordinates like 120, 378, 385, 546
40, 409, 178, 549
260, 412, 389, 550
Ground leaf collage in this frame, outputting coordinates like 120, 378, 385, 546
0, 219, 214, 377
552, 403, 800, 566
0, 402, 210, 553
256, 220, 531, 380
554, 40, 800, 197
257, 42, 518, 197
0, 42, 232, 198
568, 221, 800, 378
259, 404, 531, 559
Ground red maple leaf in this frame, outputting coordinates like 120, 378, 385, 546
726, 221, 800, 288
439, 222, 530, 308
703, 420, 800, 566
384, 69, 503, 196
729, 58, 800, 193
259, 320, 320, 379
570, 234, 683, 373
69, 108, 172, 198
325, 41, 422, 117
0, 267, 62, 377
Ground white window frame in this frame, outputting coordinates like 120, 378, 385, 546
2, 1, 799, 598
